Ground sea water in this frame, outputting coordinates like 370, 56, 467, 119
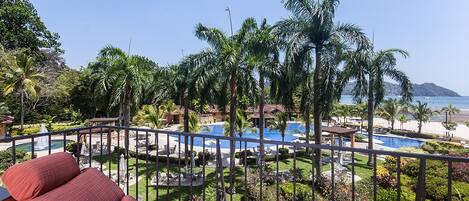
340, 95, 469, 111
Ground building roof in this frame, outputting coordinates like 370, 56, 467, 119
1, 115, 14, 124
322, 126, 356, 135
246, 104, 286, 114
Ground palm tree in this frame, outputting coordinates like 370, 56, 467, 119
398, 114, 409, 130
224, 109, 254, 152
341, 48, 412, 165
275, 0, 369, 176
247, 18, 281, 165
188, 112, 201, 133
161, 100, 176, 124
132, 105, 164, 129
376, 98, 404, 130
194, 18, 257, 189
441, 104, 460, 123
95, 46, 155, 128
270, 112, 288, 147
2, 52, 43, 130
408, 101, 435, 134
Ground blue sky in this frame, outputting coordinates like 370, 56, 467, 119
32, 0, 469, 95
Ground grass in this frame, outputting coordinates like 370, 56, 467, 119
94, 151, 380, 200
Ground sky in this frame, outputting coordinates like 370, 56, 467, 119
31, 0, 469, 95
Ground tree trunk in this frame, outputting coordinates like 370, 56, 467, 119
282, 134, 285, 148
228, 69, 237, 194
259, 74, 265, 167
418, 122, 422, 134
239, 133, 243, 152
123, 85, 131, 153
367, 77, 374, 166
391, 119, 395, 131
184, 97, 190, 160
313, 47, 323, 179
20, 90, 24, 131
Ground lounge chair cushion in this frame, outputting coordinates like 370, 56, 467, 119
121, 195, 137, 201
2, 152, 80, 201
31, 168, 125, 201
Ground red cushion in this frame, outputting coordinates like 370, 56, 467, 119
121, 196, 137, 201
31, 168, 125, 201
2, 152, 80, 201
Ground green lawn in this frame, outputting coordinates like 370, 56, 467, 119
94, 152, 379, 201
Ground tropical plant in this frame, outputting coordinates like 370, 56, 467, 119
440, 104, 460, 123
42, 114, 56, 131
376, 98, 404, 130
398, 114, 409, 129
0, 102, 10, 116
132, 105, 164, 129
441, 121, 458, 137
93, 45, 156, 128
275, 0, 369, 176
270, 112, 288, 146
341, 47, 412, 165
247, 18, 282, 164
193, 18, 258, 186
225, 109, 254, 151
465, 121, 469, 127
408, 101, 435, 134
2, 52, 43, 130
188, 112, 201, 133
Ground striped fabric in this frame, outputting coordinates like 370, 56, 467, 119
2, 152, 80, 201
31, 168, 125, 201
120, 196, 137, 201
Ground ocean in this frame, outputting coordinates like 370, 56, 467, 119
339, 95, 469, 111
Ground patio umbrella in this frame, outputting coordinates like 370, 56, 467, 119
205, 140, 216, 153
119, 154, 127, 194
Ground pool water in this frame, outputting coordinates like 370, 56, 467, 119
179, 122, 307, 149
180, 123, 425, 149
369, 135, 425, 149
12, 140, 74, 152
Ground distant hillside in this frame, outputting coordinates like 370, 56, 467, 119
342, 82, 460, 97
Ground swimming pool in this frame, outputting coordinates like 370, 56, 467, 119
12, 140, 74, 152
178, 122, 307, 149
178, 123, 425, 149
368, 134, 425, 149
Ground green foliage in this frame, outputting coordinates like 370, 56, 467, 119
422, 141, 465, 155
442, 121, 458, 131
0, 0, 62, 55
0, 149, 29, 171
278, 147, 290, 160
41, 114, 56, 131
66, 142, 82, 157
132, 105, 164, 129
280, 182, 312, 201
188, 112, 200, 133
408, 101, 436, 134
390, 129, 440, 139
269, 112, 288, 141
66, 109, 84, 125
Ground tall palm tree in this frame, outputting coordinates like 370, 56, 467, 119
247, 18, 281, 166
341, 47, 412, 165
193, 18, 257, 190
270, 112, 288, 147
95, 46, 155, 128
2, 52, 43, 130
409, 101, 435, 134
440, 104, 460, 123
275, 0, 369, 176
376, 98, 404, 130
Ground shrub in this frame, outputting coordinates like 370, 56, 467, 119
278, 148, 289, 160
377, 187, 415, 201
376, 165, 396, 188
66, 142, 82, 157
0, 149, 29, 171
245, 170, 279, 200
235, 149, 252, 158
280, 182, 312, 201
196, 150, 212, 165
390, 129, 439, 139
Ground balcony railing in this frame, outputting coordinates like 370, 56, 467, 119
1, 126, 468, 201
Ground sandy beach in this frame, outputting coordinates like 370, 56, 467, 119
374, 112, 469, 140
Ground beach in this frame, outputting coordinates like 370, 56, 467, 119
373, 111, 469, 140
